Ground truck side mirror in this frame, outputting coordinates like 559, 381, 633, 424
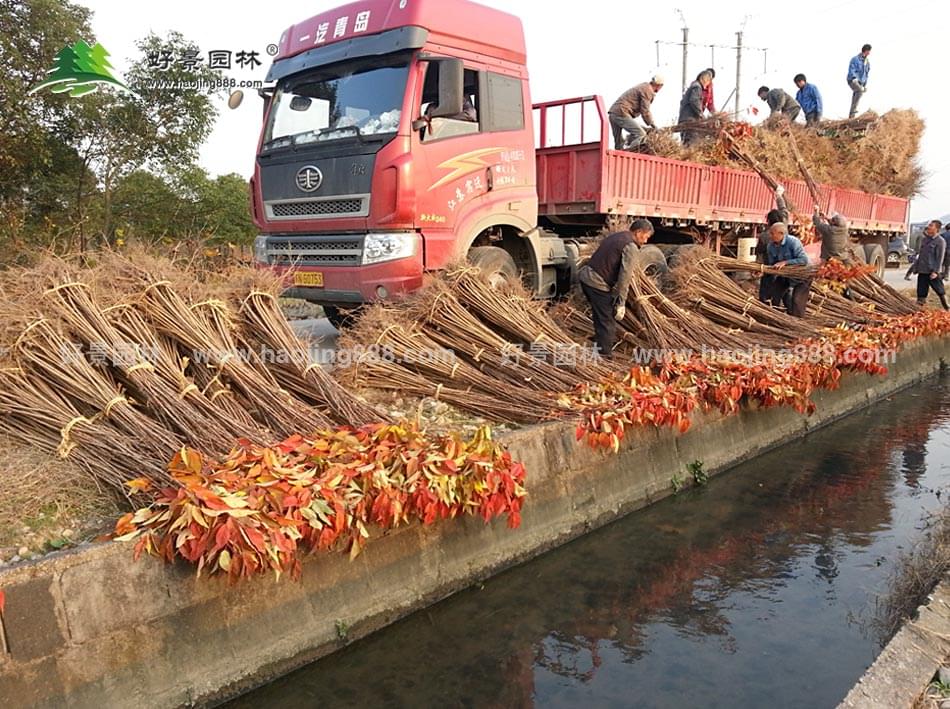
429, 58, 464, 118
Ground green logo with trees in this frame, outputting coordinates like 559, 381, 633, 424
29, 40, 133, 97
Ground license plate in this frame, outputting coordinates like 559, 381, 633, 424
293, 271, 324, 287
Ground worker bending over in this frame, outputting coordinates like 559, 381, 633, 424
608, 76, 663, 152
760, 222, 811, 317
578, 219, 655, 357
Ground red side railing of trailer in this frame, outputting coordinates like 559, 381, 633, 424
532, 96, 909, 234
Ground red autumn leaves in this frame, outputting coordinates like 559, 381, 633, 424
114, 423, 526, 581
576, 311, 950, 451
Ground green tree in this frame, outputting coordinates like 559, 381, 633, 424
0, 0, 92, 244
65, 31, 224, 246
111, 168, 254, 247
196, 173, 256, 245
111, 170, 184, 243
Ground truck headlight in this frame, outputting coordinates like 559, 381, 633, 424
362, 232, 418, 265
253, 235, 269, 264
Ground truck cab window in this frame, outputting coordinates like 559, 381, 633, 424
419, 64, 480, 143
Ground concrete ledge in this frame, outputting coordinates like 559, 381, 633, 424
838, 574, 950, 708
1, 336, 948, 708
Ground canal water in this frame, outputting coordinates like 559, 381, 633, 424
230, 378, 950, 708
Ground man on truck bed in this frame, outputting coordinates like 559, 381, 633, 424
578, 219, 655, 357
678, 70, 713, 146
794, 74, 823, 126
847, 44, 871, 118
608, 75, 664, 152
700, 68, 716, 114
757, 86, 801, 122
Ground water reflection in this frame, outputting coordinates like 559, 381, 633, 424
230, 380, 950, 709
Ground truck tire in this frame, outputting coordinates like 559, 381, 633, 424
863, 243, 886, 278
658, 244, 700, 269
468, 246, 519, 288
636, 244, 670, 282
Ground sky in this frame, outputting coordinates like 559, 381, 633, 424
79, 0, 948, 222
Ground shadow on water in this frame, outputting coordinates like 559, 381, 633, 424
228, 377, 950, 709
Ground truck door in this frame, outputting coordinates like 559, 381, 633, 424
411, 59, 532, 267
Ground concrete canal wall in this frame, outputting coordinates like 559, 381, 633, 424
838, 574, 950, 708
2, 336, 949, 708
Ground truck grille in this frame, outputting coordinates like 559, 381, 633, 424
265, 236, 363, 266
265, 195, 369, 220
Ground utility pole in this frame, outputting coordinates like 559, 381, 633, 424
676, 9, 688, 94
735, 30, 742, 118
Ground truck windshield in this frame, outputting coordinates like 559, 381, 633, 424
262, 53, 411, 151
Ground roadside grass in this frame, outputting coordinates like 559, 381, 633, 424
872, 507, 950, 645
0, 436, 119, 562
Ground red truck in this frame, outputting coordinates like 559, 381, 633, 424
250, 0, 910, 325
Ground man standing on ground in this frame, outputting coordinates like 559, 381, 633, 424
608, 76, 664, 152
760, 222, 811, 317
911, 220, 949, 309
847, 44, 871, 118
794, 74, 823, 126
578, 219, 655, 357
758, 86, 801, 122
678, 71, 713, 146
755, 185, 791, 300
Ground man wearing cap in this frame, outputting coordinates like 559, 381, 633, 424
757, 86, 801, 122
608, 76, 664, 151
759, 222, 811, 317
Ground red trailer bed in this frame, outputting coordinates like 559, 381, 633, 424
533, 96, 909, 236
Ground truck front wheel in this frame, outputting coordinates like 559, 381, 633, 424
468, 246, 519, 288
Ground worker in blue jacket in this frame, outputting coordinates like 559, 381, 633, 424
794, 74, 823, 126
760, 222, 812, 317
847, 44, 871, 118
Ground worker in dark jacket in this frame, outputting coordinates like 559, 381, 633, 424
760, 222, 811, 317
578, 219, 655, 356
608, 76, 664, 151
911, 220, 949, 309
757, 86, 801, 122
678, 70, 713, 146
794, 74, 823, 126
813, 207, 850, 262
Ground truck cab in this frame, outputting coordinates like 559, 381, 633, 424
251, 0, 570, 313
